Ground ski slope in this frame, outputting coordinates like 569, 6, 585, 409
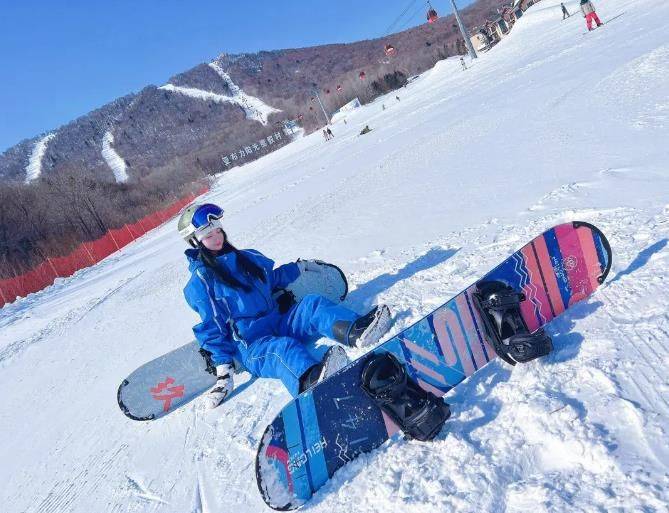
25, 133, 56, 184
2, 0, 668, 511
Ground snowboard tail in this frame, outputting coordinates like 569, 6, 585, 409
255, 222, 611, 509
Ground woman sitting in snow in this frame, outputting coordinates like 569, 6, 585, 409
178, 203, 391, 408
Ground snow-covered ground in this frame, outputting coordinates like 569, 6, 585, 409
2, 0, 669, 511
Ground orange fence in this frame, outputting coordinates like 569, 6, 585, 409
0, 186, 208, 308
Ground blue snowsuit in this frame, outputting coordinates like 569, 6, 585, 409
183, 248, 358, 397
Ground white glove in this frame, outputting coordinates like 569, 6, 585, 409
297, 259, 322, 274
205, 364, 234, 409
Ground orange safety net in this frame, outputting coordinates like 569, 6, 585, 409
0, 186, 209, 307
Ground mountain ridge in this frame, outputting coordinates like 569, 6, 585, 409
0, 0, 510, 184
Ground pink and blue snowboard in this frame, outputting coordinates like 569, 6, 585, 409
255, 221, 612, 509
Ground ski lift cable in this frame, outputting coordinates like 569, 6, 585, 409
400, 1, 428, 31
384, 0, 418, 35
383, 0, 420, 36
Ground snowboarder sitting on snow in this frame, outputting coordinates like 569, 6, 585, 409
179, 203, 392, 409
580, 0, 602, 30
360, 125, 372, 135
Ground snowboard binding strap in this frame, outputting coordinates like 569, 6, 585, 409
361, 352, 450, 441
199, 348, 217, 375
473, 281, 553, 365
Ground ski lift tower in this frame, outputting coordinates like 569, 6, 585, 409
311, 88, 330, 126
450, 0, 478, 59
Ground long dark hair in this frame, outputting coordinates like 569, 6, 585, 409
198, 237, 266, 292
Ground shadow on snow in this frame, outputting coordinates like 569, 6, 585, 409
609, 238, 667, 284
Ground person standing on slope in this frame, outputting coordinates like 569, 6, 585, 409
178, 203, 392, 408
580, 0, 602, 30
561, 2, 570, 19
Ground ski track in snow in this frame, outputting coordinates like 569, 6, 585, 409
25, 133, 56, 183
208, 60, 281, 125
2, 0, 669, 512
0, 270, 144, 366
102, 130, 129, 183
159, 63, 280, 126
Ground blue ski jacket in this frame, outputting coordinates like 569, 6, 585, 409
183, 248, 300, 365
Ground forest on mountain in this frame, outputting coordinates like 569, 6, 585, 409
0, 0, 513, 277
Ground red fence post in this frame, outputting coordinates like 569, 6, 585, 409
45, 257, 60, 278
107, 230, 120, 251
82, 242, 96, 264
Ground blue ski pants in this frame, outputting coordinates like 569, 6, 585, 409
236, 294, 358, 397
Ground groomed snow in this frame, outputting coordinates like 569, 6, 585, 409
208, 61, 281, 124
25, 133, 56, 183
159, 63, 281, 126
101, 130, 129, 183
2, 0, 668, 512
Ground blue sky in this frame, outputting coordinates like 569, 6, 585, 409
0, 0, 472, 151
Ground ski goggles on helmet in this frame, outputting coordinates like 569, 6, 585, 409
178, 203, 225, 243
193, 218, 224, 242
191, 203, 224, 229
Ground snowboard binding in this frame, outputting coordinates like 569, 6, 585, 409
199, 348, 217, 375
473, 280, 553, 365
199, 348, 245, 375
361, 352, 451, 441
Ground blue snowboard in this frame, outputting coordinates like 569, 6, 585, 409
255, 222, 612, 509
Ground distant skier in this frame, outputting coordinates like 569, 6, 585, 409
322, 129, 329, 141
460, 57, 467, 71
561, 2, 570, 19
395, 95, 400, 101
326, 127, 334, 139
178, 203, 391, 408
580, 0, 602, 30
